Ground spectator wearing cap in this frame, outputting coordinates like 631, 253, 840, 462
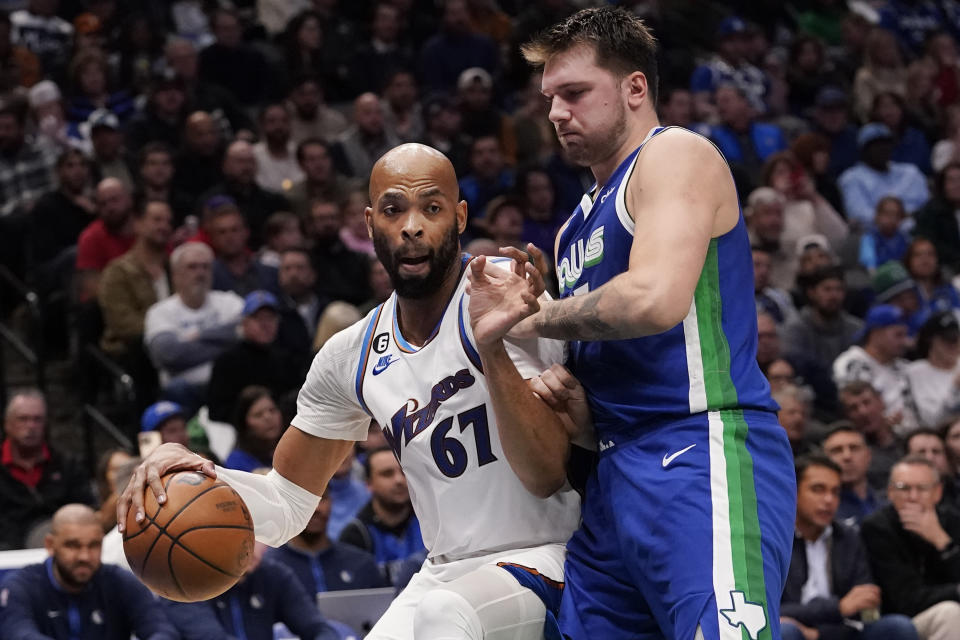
173, 111, 224, 204
784, 265, 863, 373
458, 66, 517, 164
834, 305, 920, 435
85, 108, 133, 189
143, 242, 243, 412
838, 123, 930, 229
285, 138, 353, 219
204, 197, 279, 297
915, 162, 960, 271
200, 140, 290, 249
75, 177, 135, 302
421, 95, 471, 176
418, 0, 498, 95
811, 87, 860, 179
381, 69, 424, 144
252, 103, 303, 193
859, 196, 910, 272
905, 237, 960, 318
285, 76, 347, 146
861, 456, 960, 640
872, 261, 926, 335
141, 401, 189, 447
0, 11, 41, 90
0, 97, 56, 218
10, 0, 73, 82
458, 136, 515, 233
780, 454, 918, 640
0, 389, 94, 550
124, 69, 188, 152
689, 16, 769, 120
822, 423, 888, 527
98, 200, 173, 401
907, 312, 960, 429
206, 290, 304, 423
853, 27, 907, 123
702, 84, 786, 193
332, 92, 401, 180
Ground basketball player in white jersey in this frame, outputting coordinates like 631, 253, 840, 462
118, 143, 585, 640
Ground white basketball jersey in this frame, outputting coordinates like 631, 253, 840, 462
292, 257, 581, 561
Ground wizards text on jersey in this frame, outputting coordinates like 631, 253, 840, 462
385, 368, 476, 460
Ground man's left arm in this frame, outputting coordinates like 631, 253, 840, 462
528, 129, 730, 341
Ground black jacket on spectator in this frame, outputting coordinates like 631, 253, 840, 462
861, 504, 960, 616
200, 182, 290, 250
199, 43, 277, 107
206, 340, 306, 423
310, 239, 371, 307
124, 109, 185, 152
28, 190, 95, 268
914, 197, 960, 271
781, 522, 873, 637
173, 149, 224, 204
0, 449, 94, 550
276, 295, 325, 359
0, 559, 178, 640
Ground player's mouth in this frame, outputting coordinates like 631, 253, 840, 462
398, 254, 430, 276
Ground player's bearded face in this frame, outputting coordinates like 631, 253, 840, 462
373, 216, 460, 299
558, 95, 628, 167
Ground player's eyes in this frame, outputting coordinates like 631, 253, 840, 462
427, 204, 441, 214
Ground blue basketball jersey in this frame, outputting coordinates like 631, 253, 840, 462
555, 126, 777, 440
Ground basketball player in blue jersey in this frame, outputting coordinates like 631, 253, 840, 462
467, 7, 796, 640
118, 143, 589, 640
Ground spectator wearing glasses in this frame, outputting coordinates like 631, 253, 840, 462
861, 456, 960, 640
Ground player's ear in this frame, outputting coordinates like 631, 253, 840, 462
625, 71, 648, 110
365, 206, 374, 239
456, 200, 468, 234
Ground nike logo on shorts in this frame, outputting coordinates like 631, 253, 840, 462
662, 443, 696, 467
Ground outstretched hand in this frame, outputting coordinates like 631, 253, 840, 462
467, 255, 540, 346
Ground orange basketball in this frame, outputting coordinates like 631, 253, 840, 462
122, 470, 254, 602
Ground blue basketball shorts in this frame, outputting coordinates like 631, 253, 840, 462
559, 409, 796, 640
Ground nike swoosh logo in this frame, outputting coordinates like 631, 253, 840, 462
662, 444, 696, 467
372, 355, 398, 376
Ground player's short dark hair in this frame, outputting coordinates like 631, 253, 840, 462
296, 137, 331, 164
363, 445, 396, 479
522, 6, 659, 104
138, 141, 174, 167
795, 453, 841, 485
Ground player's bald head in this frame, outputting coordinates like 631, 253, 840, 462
369, 143, 458, 203
50, 504, 101, 534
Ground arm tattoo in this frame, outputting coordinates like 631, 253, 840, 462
534, 286, 630, 340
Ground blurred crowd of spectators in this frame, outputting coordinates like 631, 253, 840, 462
3, 0, 960, 638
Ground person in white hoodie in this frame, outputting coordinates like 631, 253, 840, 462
907, 312, 960, 429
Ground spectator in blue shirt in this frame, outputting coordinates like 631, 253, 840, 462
0, 504, 178, 640
822, 425, 888, 528
339, 447, 426, 587
689, 16, 768, 119
839, 123, 930, 229
325, 448, 370, 540
702, 83, 786, 193
266, 487, 385, 599
872, 91, 932, 174
418, 0, 498, 94
860, 196, 911, 272
165, 542, 341, 640
457, 136, 514, 235
879, 0, 946, 55
904, 237, 960, 318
